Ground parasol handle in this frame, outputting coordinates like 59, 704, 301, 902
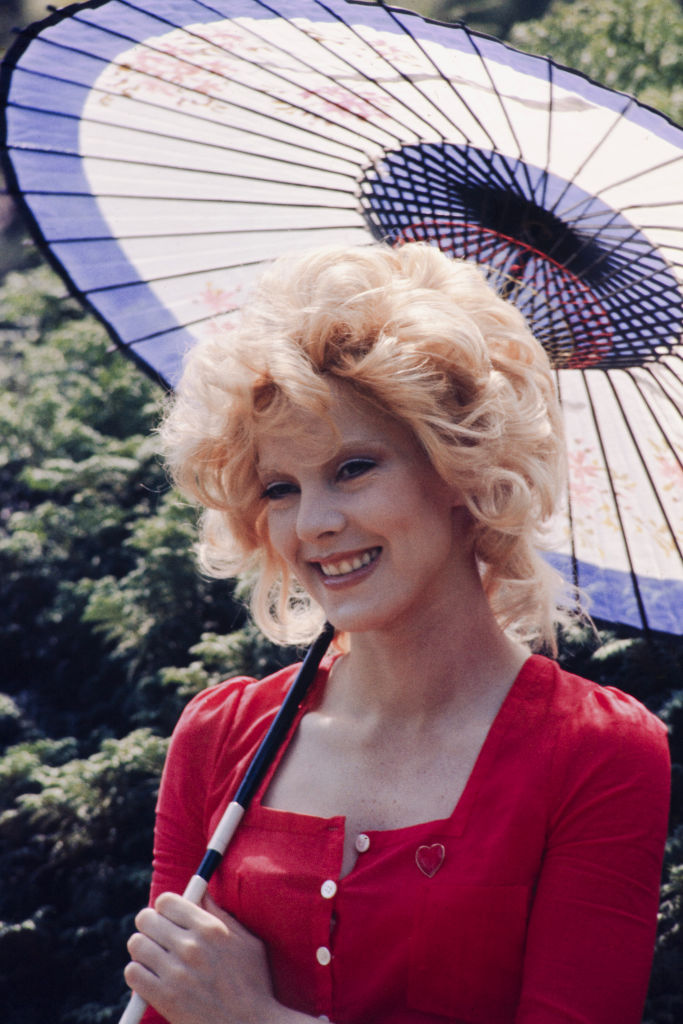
118, 621, 335, 1024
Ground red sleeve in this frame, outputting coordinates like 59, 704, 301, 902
516, 685, 671, 1024
136, 663, 305, 1024
139, 676, 255, 1024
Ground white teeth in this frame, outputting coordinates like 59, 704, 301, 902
319, 548, 379, 577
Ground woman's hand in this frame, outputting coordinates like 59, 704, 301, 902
124, 891, 277, 1024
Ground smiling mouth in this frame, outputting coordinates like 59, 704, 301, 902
317, 547, 381, 578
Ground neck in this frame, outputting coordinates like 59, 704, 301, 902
328, 575, 529, 723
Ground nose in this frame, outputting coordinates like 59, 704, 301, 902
296, 485, 345, 542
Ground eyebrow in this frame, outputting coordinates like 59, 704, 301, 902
256, 438, 386, 478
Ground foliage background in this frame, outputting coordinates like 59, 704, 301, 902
1, 1, 681, 1021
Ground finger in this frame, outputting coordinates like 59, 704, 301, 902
202, 893, 262, 948
134, 906, 174, 948
127, 929, 168, 976
155, 890, 206, 929
124, 956, 156, 994
155, 891, 233, 955
202, 894, 255, 942
202, 892, 237, 928
132, 904, 201, 977
123, 953, 167, 1010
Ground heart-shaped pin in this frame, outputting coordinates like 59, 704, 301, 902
415, 843, 445, 878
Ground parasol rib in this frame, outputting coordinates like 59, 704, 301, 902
581, 368, 650, 630
604, 370, 683, 562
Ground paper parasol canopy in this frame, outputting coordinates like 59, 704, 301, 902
1, 0, 682, 634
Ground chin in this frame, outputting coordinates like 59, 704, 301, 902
323, 601, 407, 637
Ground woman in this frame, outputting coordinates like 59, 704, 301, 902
125, 243, 671, 1024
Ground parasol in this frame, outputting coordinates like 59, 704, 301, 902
1, 0, 681, 635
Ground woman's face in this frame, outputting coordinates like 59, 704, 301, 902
256, 382, 470, 636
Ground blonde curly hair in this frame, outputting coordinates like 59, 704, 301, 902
161, 242, 571, 649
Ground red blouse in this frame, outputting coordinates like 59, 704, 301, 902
141, 655, 670, 1024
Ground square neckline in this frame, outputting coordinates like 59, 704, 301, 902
251, 653, 547, 845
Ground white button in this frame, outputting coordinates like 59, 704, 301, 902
318, 1016, 330, 1021
355, 833, 370, 853
316, 945, 332, 966
320, 879, 337, 899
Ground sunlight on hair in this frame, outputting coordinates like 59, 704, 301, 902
161, 242, 581, 650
